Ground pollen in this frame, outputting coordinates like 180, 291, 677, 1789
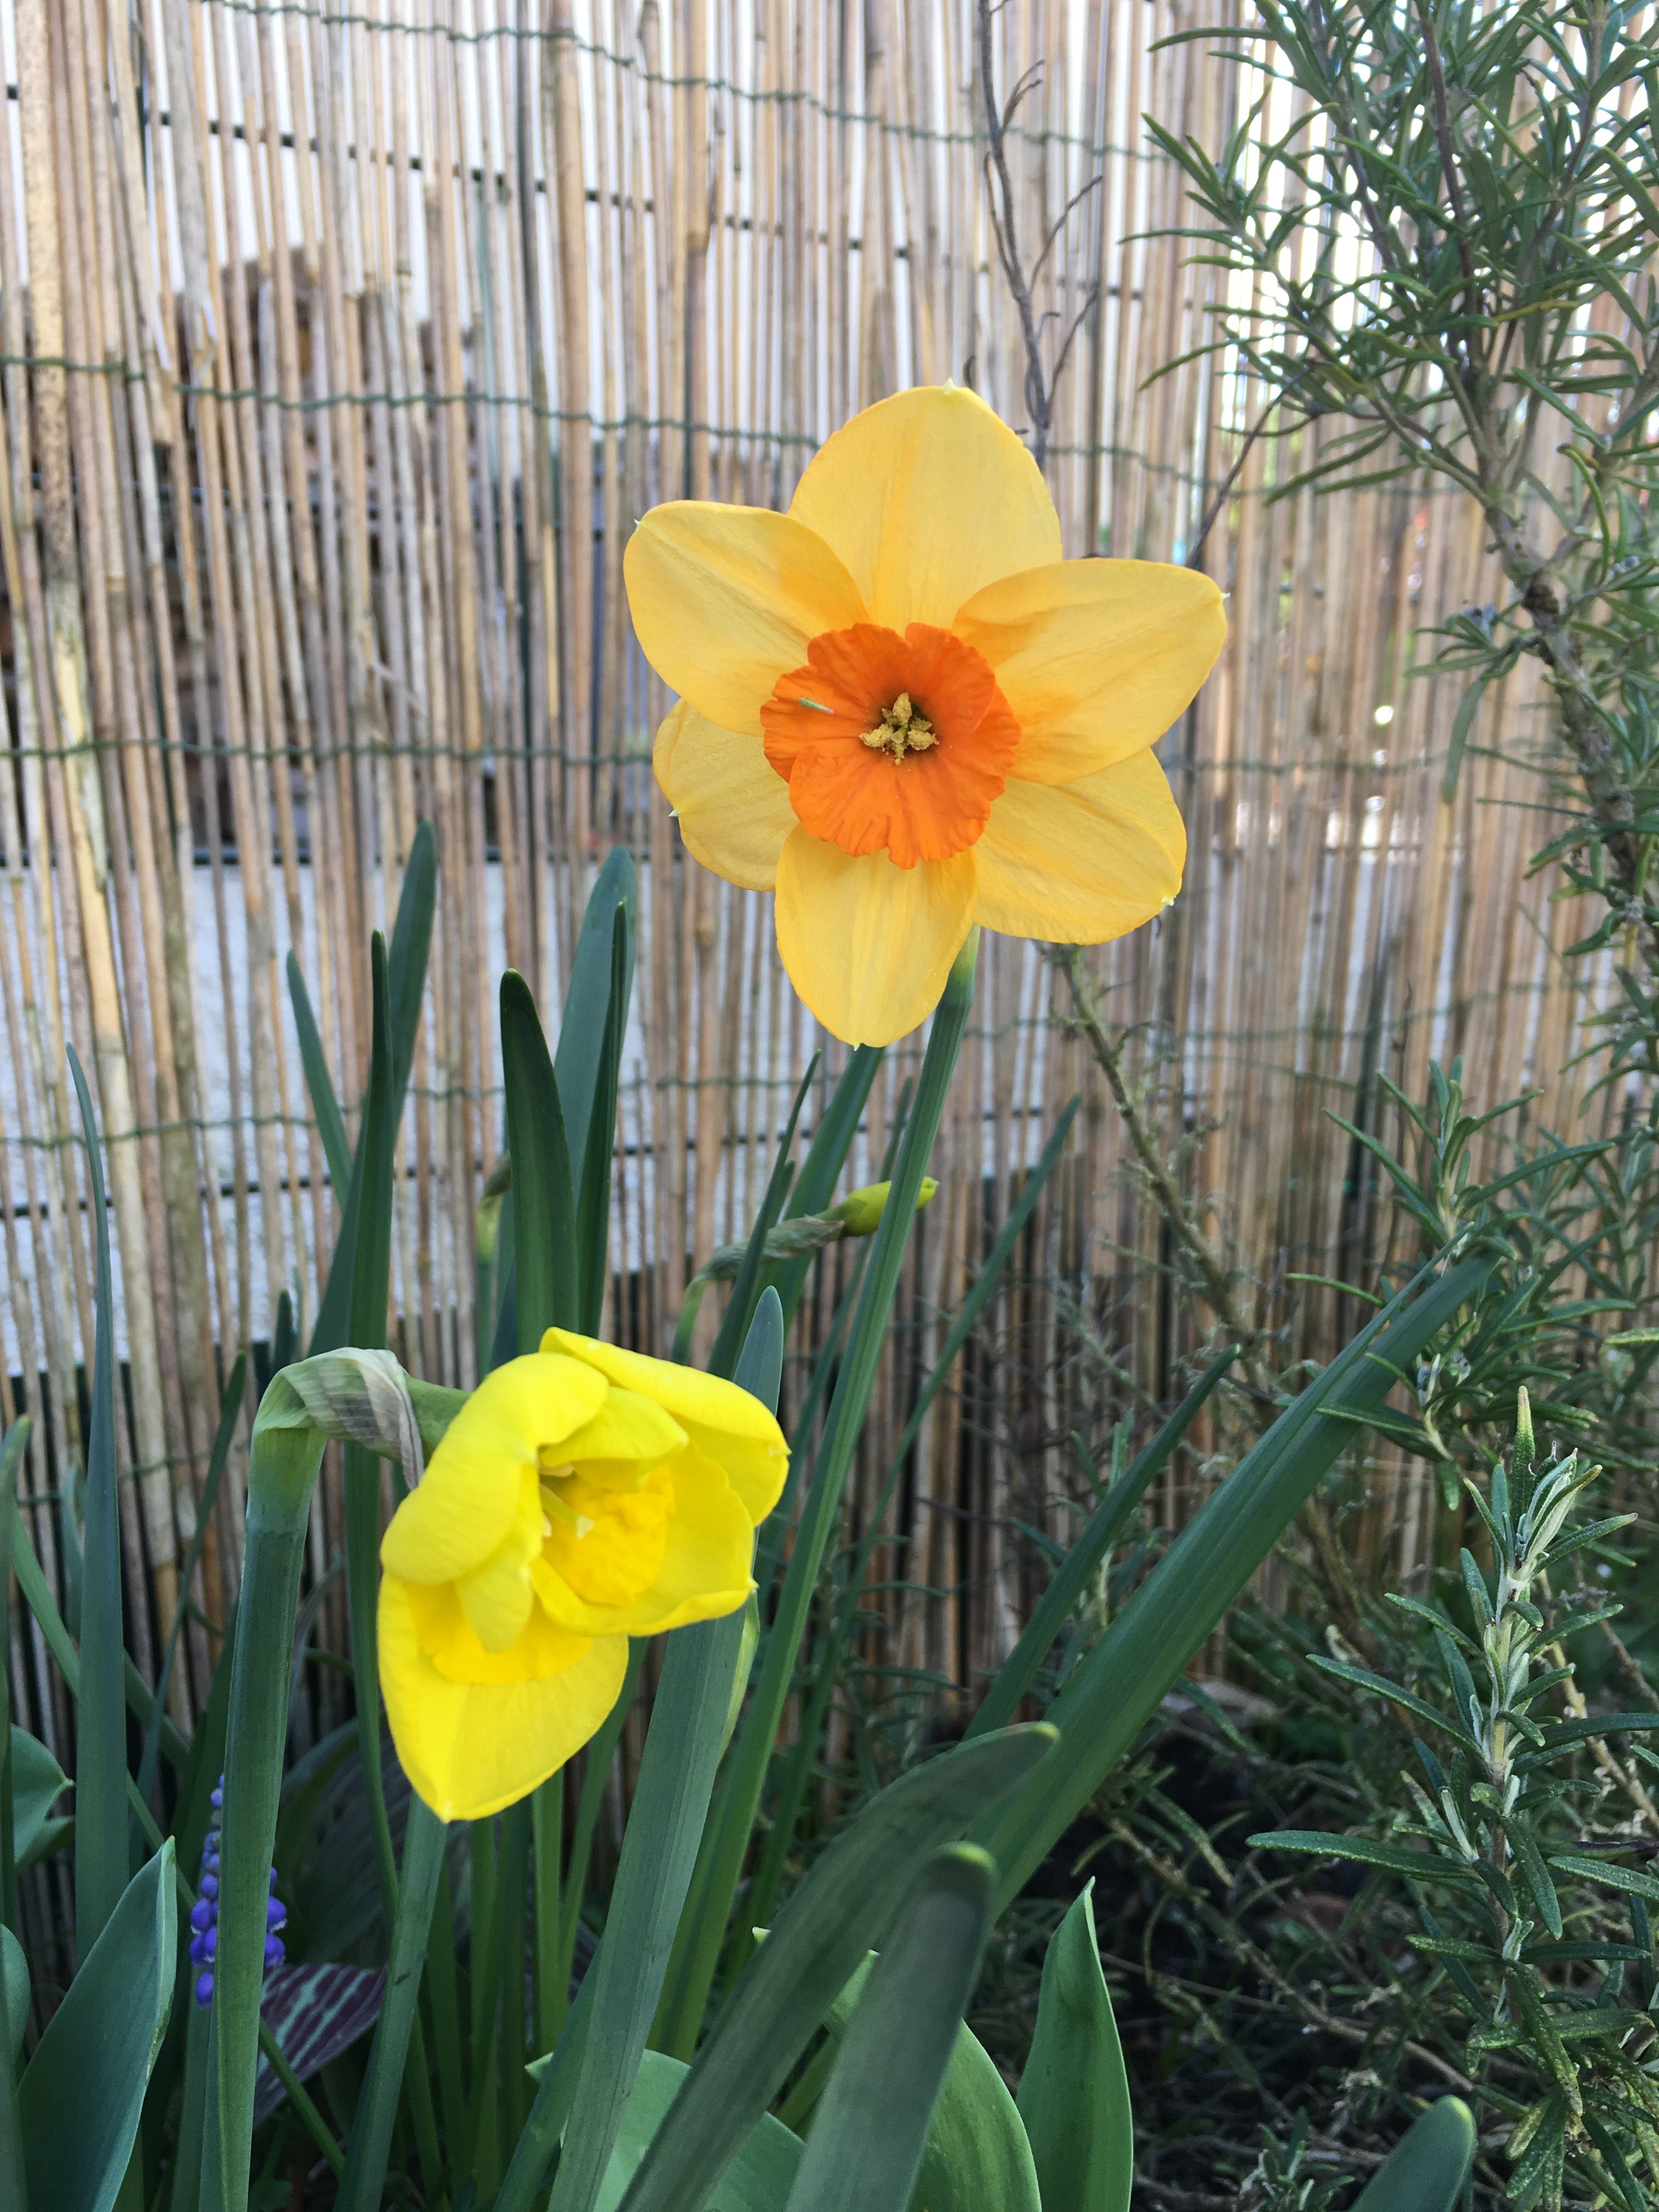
860, 691, 938, 761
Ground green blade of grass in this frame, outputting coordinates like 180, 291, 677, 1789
982, 1250, 1497, 1904
66, 1047, 128, 1956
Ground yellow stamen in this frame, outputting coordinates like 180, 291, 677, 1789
859, 691, 938, 761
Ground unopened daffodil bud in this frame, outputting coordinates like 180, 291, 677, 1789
827, 1177, 938, 1238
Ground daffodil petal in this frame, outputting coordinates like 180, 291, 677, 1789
379, 1575, 628, 1823
952, 559, 1227, 785
787, 387, 1060, 631
539, 1330, 789, 1523
972, 752, 1186, 943
556, 1385, 687, 1484
625, 504, 867, 736
380, 1353, 606, 1585
454, 1472, 543, 1652
654, 701, 799, 891
532, 1444, 754, 1637
774, 830, 977, 1047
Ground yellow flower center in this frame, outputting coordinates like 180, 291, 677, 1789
539, 1463, 675, 1608
859, 690, 938, 761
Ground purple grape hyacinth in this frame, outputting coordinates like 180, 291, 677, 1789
190, 1776, 286, 2006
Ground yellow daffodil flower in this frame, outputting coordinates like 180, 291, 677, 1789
624, 384, 1226, 1047
377, 1330, 788, 1821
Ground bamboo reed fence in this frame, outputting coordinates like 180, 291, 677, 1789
0, 0, 1621, 1781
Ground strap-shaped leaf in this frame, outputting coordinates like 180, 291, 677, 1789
656, 945, 977, 2060
555, 849, 638, 1183
764, 1046, 883, 1326
386, 819, 437, 1107
252, 1963, 386, 2123
501, 969, 579, 1344
1017, 1884, 1132, 2212
138, 1352, 247, 1805
66, 1048, 126, 1956
574, 913, 629, 1334
0, 1415, 24, 1929
1350, 2099, 1476, 2212
819, 1953, 1040, 2212
286, 951, 352, 1193
971, 1342, 1234, 1740
983, 1251, 1496, 1902
588, 2049, 801, 2212
613, 1723, 1055, 2212
306, 823, 435, 1358
19, 1840, 177, 2212
1, 1923, 25, 2064
9, 1728, 70, 1868
781, 1848, 996, 2212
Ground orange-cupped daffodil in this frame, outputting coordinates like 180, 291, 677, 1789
625, 384, 1226, 1047
377, 1329, 788, 1821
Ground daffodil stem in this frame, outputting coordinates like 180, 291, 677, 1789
669, 1275, 707, 1364
502, 1298, 788, 2212
555, 1643, 646, 2002
214, 1362, 443, 2212
334, 1799, 448, 2212
213, 1423, 325, 2212
466, 1819, 504, 2183
528, 1614, 742, 2212
532, 1779, 565, 2056
425, 1848, 469, 2154
498, 1802, 533, 2143
653, 941, 977, 2059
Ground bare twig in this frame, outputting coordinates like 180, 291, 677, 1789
1052, 947, 1375, 1646
1054, 951, 1264, 1385
975, 0, 1100, 473
1187, 376, 1310, 564
1106, 1821, 1479, 2095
